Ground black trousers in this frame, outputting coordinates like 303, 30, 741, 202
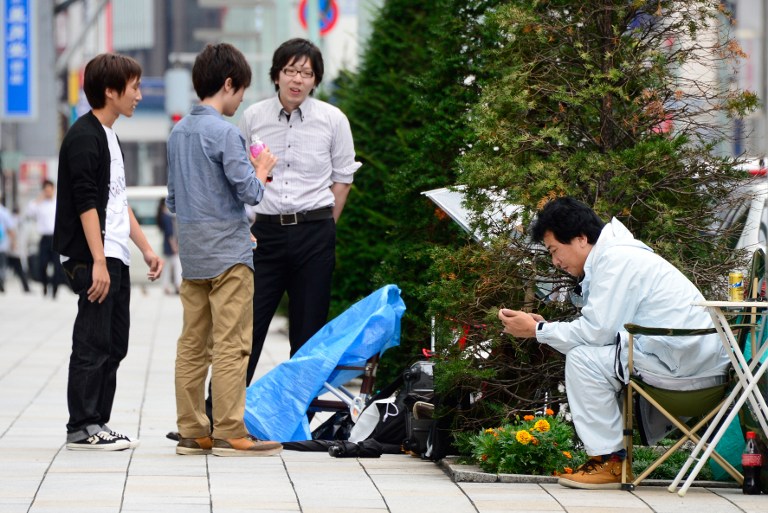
39, 234, 64, 296
7, 255, 30, 291
62, 258, 131, 436
247, 218, 336, 384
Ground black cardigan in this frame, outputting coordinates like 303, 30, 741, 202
53, 111, 116, 262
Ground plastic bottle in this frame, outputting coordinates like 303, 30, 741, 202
249, 134, 266, 158
742, 431, 763, 495
249, 135, 272, 182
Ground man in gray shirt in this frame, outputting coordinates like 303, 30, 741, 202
239, 38, 361, 384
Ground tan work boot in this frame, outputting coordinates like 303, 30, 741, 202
212, 434, 283, 457
176, 436, 213, 455
558, 456, 622, 490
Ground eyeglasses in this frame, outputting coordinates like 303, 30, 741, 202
282, 67, 315, 79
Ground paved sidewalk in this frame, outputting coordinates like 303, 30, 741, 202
0, 282, 765, 512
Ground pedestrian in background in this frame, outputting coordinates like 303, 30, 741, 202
0, 200, 16, 293
238, 38, 361, 385
156, 198, 181, 295
27, 180, 63, 298
54, 53, 163, 451
167, 42, 282, 457
7, 207, 31, 293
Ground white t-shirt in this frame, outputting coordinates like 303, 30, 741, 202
103, 125, 131, 266
26, 198, 56, 235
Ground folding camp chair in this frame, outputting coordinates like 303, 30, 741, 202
620, 323, 742, 490
308, 354, 380, 421
620, 248, 766, 490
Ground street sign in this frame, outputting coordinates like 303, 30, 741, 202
2, 0, 36, 119
298, 0, 339, 36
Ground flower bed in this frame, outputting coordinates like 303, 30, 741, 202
457, 410, 588, 476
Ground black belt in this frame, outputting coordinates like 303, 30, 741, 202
255, 207, 334, 226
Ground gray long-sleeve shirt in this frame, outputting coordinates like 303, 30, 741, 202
167, 104, 265, 279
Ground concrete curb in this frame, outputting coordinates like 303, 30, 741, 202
439, 456, 739, 488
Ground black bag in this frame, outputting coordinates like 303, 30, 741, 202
402, 361, 435, 455
403, 360, 435, 402
311, 410, 354, 441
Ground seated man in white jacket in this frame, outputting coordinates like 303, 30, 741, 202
498, 196, 729, 490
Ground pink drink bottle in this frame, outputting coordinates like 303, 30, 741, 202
250, 134, 266, 158
249, 134, 272, 182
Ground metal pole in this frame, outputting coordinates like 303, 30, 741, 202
762, 0, 768, 158
307, 0, 320, 45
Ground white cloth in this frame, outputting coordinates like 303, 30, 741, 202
536, 218, 730, 455
238, 95, 361, 215
102, 125, 131, 266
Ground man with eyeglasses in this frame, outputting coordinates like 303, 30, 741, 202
238, 38, 361, 386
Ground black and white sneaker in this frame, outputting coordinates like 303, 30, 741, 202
107, 429, 140, 449
66, 431, 131, 451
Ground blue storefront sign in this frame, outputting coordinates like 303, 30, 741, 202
2, 0, 36, 119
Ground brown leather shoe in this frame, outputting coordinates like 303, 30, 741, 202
211, 434, 283, 457
176, 436, 213, 455
558, 456, 622, 490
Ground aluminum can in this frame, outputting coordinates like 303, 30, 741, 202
729, 271, 745, 302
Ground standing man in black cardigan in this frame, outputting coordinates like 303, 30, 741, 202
54, 53, 163, 451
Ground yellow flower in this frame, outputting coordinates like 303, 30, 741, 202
534, 419, 550, 432
523, 415, 535, 421
545, 408, 554, 416
484, 428, 495, 434
516, 430, 533, 445
562, 451, 572, 459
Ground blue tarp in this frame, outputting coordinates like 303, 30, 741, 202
244, 284, 406, 442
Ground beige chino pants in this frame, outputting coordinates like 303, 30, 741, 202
175, 264, 253, 440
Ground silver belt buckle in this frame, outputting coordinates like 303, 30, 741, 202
280, 213, 298, 226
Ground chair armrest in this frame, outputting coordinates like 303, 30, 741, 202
624, 323, 717, 337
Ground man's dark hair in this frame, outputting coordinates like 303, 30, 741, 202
192, 43, 252, 100
83, 53, 142, 109
42, 179, 54, 189
270, 38, 324, 93
530, 197, 606, 245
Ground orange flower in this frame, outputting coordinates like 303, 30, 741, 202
531, 437, 539, 445
545, 408, 554, 416
562, 451, 572, 459
516, 430, 533, 445
523, 415, 535, 421
534, 419, 550, 432
481, 454, 488, 461
563, 467, 573, 474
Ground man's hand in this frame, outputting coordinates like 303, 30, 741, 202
88, 259, 110, 303
498, 308, 543, 338
144, 249, 163, 282
249, 147, 278, 184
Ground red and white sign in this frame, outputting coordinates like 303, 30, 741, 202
298, 0, 339, 36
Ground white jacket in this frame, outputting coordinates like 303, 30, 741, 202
537, 218, 730, 381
